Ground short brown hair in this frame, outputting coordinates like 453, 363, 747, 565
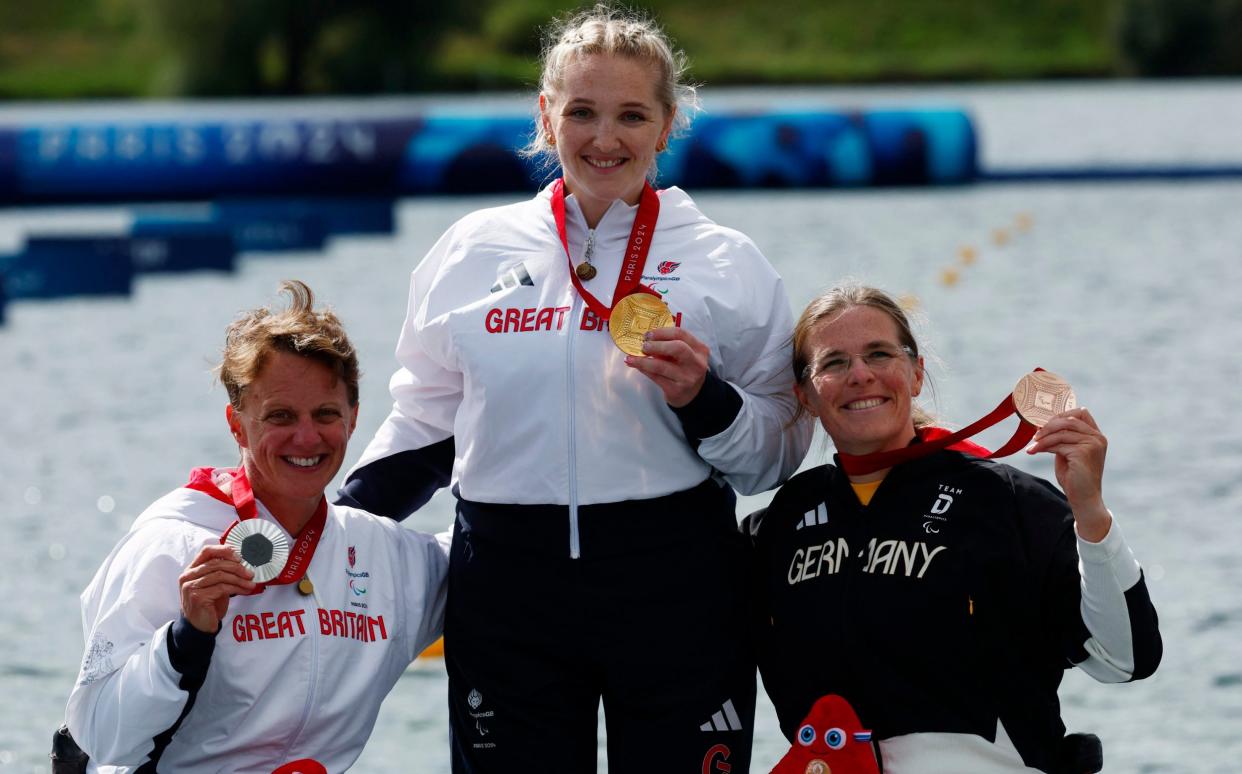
217, 280, 359, 410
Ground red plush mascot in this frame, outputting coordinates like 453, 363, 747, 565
770, 694, 879, 774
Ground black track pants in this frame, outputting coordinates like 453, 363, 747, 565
446, 480, 755, 774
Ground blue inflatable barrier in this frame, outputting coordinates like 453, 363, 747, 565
661, 110, 977, 188
398, 116, 543, 194
0, 118, 418, 202
0, 236, 133, 299
0, 108, 979, 202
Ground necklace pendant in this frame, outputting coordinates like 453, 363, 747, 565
576, 262, 597, 281
297, 577, 314, 596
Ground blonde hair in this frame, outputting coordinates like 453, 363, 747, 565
791, 283, 935, 428
217, 280, 359, 410
525, 3, 698, 164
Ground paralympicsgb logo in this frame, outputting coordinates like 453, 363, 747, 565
468, 689, 483, 709
657, 261, 681, 275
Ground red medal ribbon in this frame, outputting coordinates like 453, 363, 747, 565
213, 466, 328, 593
837, 368, 1048, 476
550, 177, 662, 320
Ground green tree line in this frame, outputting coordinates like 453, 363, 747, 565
0, 0, 1239, 99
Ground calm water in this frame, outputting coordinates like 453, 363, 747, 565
2, 81, 1241, 772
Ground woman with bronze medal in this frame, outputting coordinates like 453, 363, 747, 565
337, 5, 811, 772
60, 282, 448, 772
748, 284, 1162, 773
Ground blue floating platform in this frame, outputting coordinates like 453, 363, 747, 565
133, 207, 327, 253
213, 197, 395, 237
213, 209, 327, 252
0, 236, 133, 299
129, 219, 236, 273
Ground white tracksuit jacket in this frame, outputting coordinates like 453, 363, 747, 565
66, 469, 448, 772
349, 184, 812, 535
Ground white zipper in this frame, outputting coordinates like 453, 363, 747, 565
565, 228, 594, 559
566, 286, 583, 559
280, 571, 322, 760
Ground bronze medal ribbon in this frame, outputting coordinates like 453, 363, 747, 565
218, 465, 327, 594
836, 368, 1052, 476
551, 177, 662, 320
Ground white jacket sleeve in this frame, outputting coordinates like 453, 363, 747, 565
349, 228, 462, 475
1073, 515, 1162, 682
675, 238, 813, 495
66, 522, 214, 765
397, 526, 450, 663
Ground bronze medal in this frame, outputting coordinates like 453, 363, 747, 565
1012, 370, 1077, 427
297, 577, 315, 596
575, 262, 597, 281
609, 293, 674, 356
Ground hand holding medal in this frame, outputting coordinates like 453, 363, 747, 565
1025, 389, 1112, 542
622, 324, 712, 407
178, 544, 257, 634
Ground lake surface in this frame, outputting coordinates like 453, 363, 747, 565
2, 80, 1240, 773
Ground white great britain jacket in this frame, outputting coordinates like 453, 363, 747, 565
66, 468, 448, 773
348, 184, 811, 543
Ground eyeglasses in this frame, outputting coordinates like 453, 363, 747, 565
804, 344, 914, 381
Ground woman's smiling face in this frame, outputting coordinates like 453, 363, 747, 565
541, 52, 673, 226
795, 305, 925, 456
227, 350, 357, 523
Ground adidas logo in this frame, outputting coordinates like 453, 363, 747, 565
795, 502, 828, 530
699, 699, 744, 732
490, 262, 534, 293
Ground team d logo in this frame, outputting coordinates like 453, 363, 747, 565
657, 260, 681, 275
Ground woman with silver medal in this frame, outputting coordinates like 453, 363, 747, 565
338, 6, 812, 772
59, 282, 448, 772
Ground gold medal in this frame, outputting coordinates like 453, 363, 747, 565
1012, 370, 1077, 427
609, 293, 674, 356
297, 577, 315, 596
575, 262, 597, 281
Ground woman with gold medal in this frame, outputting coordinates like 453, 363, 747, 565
338, 5, 812, 772
61, 282, 448, 772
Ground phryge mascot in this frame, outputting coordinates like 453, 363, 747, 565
771, 694, 879, 774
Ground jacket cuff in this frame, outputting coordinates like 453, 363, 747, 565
168, 615, 217, 686
670, 370, 744, 440
1076, 512, 1142, 591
